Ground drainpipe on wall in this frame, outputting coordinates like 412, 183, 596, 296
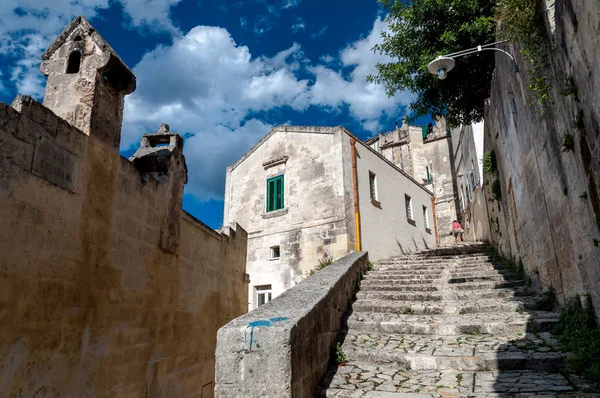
429, 160, 440, 247
350, 137, 362, 251
431, 195, 439, 247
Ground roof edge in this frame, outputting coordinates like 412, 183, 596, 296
229, 125, 339, 171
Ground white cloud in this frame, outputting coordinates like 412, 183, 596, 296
0, 4, 413, 202
311, 25, 328, 39
319, 54, 335, 64
308, 18, 414, 131
281, 0, 302, 9
122, 18, 413, 200
0, 0, 182, 97
291, 17, 305, 33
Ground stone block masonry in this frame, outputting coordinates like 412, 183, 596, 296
0, 15, 248, 397
214, 252, 369, 398
481, 0, 600, 318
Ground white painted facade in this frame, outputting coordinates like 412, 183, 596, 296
224, 125, 435, 310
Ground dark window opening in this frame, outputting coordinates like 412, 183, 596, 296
101, 62, 130, 91
66, 51, 81, 74
369, 171, 377, 200
74, 35, 83, 42
270, 246, 280, 260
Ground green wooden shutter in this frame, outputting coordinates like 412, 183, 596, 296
266, 175, 284, 212
276, 177, 283, 210
426, 166, 431, 182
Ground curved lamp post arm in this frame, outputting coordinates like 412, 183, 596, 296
476, 47, 519, 73
427, 40, 519, 79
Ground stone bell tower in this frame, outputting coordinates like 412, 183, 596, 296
40, 16, 136, 149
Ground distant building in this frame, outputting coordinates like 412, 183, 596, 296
450, 121, 490, 242
366, 116, 459, 245
224, 125, 436, 310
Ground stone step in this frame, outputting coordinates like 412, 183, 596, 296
374, 263, 501, 272
447, 273, 517, 282
377, 258, 493, 267
359, 284, 440, 292
355, 292, 534, 307
357, 281, 534, 300
373, 265, 447, 272
445, 280, 526, 291
361, 277, 439, 285
367, 271, 443, 279
319, 362, 581, 397
355, 292, 444, 302
346, 312, 558, 335
342, 331, 566, 372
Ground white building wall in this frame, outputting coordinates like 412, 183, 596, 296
224, 126, 355, 311
353, 140, 436, 259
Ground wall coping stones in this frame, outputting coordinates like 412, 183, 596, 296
214, 251, 369, 398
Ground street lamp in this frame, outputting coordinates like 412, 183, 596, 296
427, 40, 519, 80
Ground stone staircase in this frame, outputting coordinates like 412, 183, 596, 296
319, 243, 599, 397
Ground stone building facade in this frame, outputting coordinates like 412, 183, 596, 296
478, 1, 600, 317
224, 125, 435, 310
0, 17, 248, 396
450, 121, 490, 242
366, 117, 459, 245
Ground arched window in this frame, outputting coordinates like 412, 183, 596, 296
66, 51, 81, 74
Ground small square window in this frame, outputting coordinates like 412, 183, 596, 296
270, 246, 280, 260
405, 194, 413, 220
369, 171, 377, 200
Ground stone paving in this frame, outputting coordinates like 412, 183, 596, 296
318, 243, 600, 397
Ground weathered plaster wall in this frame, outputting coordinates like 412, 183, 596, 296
483, 0, 600, 313
224, 126, 354, 310
0, 97, 248, 396
355, 140, 436, 258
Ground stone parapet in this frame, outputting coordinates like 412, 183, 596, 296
214, 251, 369, 398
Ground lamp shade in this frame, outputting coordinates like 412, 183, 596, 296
427, 56, 456, 76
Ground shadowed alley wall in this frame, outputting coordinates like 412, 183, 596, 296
483, 0, 600, 317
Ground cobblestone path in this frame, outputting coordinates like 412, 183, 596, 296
319, 243, 600, 398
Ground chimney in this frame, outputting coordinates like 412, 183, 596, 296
129, 123, 188, 254
40, 16, 136, 149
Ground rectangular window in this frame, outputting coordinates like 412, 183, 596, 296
369, 171, 377, 200
426, 166, 431, 182
423, 206, 429, 229
270, 246, 280, 260
255, 285, 272, 307
405, 194, 413, 220
266, 175, 284, 212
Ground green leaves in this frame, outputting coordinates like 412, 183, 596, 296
369, 0, 497, 126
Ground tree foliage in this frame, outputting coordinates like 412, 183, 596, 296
368, 0, 497, 127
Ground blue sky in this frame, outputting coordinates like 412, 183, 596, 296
0, 0, 430, 229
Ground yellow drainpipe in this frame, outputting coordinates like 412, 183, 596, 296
350, 137, 362, 251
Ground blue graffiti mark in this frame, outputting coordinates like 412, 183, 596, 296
244, 317, 289, 351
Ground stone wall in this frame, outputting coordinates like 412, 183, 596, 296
0, 97, 248, 396
214, 252, 369, 398
482, 0, 600, 314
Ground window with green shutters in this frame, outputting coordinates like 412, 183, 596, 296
266, 175, 284, 212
